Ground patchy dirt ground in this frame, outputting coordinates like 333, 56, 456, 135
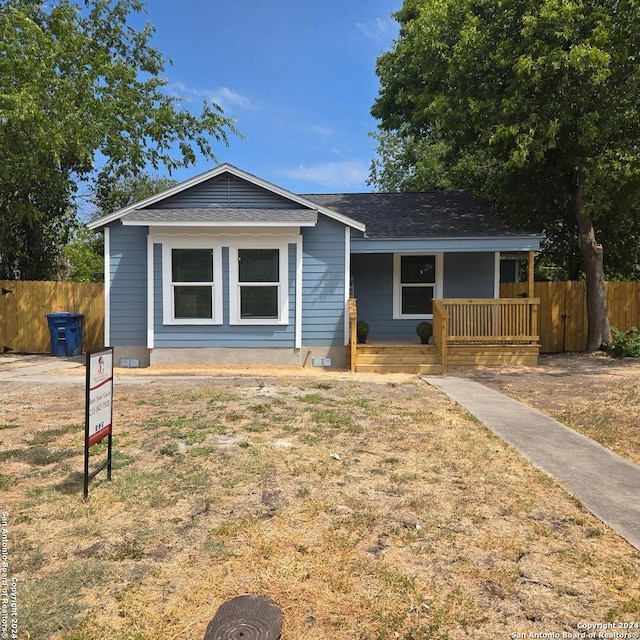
0, 354, 639, 639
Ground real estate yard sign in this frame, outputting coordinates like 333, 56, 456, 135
84, 347, 114, 499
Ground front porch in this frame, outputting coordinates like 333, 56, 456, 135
348, 297, 540, 374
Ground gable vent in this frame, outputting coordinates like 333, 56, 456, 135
148, 174, 301, 210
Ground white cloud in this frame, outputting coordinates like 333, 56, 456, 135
169, 83, 254, 112
278, 160, 370, 189
206, 87, 253, 111
355, 17, 397, 41
303, 124, 334, 137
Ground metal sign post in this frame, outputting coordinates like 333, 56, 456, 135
84, 347, 114, 500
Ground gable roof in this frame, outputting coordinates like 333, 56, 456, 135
87, 164, 540, 242
87, 164, 365, 231
304, 192, 539, 239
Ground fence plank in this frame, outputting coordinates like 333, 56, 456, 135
501, 281, 640, 353
0, 281, 104, 353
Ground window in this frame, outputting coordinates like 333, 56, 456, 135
162, 241, 222, 325
238, 248, 279, 319
172, 249, 213, 319
230, 243, 289, 325
393, 254, 442, 319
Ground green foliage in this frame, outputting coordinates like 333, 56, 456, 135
62, 226, 104, 282
0, 0, 238, 280
93, 173, 178, 216
602, 327, 640, 358
357, 320, 370, 337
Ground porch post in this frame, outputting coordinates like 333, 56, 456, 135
348, 298, 357, 372
528, 250, 538, 347
527, 251, 535, 299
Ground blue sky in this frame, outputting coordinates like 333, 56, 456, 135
135, 1, 401, 194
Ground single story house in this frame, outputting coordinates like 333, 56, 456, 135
88, 164, 542, 369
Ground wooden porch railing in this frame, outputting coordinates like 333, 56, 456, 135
349, 297, 539, 373
348, 297, 357, 372
439, 298, 540, 344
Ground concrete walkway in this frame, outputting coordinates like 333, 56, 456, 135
0, 355, 83, 381
423, 376, 640, 551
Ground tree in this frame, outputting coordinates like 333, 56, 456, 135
372, 0, 640, 350
61, 173, 179, 282
92, 173, 178, 216
63, 226, 104, 282
0, 0, 237, 281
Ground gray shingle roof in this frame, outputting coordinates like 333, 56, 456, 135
124, 208, 318, 224
304, 192, 533, 238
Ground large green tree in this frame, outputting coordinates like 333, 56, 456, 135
372, 0, 640, 350
0, 0, 237, 280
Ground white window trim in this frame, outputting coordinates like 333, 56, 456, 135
104, 226, 111, 346
295, 235, 303, 348
229, 240, 290, 326
147, 233, 154, 348
392, 253, 444, 320
161, 238, 223, 325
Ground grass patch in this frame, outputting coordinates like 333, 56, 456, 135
300, 392, 323, 404
1, 444, 77, 466
25, 423, 80, 445
0, 448, 22, 462
158, 442, 180, 457
20, 561, 109, 638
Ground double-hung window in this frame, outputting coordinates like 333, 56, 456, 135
393, 253, 442, 319
230, 243, 289, 325
162, 241, 222, 325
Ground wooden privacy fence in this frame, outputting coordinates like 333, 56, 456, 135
0, 281, 104, 354
501, 281, 640, 353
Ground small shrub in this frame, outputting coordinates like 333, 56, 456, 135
602, 327, 640, 358
416, 321, 433, 343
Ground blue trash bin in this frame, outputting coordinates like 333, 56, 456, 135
45, 312, 84, 357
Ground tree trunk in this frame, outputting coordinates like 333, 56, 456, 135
570, 170, 611, 352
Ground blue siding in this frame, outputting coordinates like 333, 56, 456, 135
351, 254, 409, 340
352, 252, 497, 340
109, 224, 148, 346
301, 216, 346, 346
149, 174, 300, 209
153, 244, 296, 348
443, 253, 495, 298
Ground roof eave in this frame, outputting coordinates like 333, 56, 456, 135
362, 234, 544, 241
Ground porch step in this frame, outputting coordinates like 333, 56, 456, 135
355, 363, 444, 374
356, 353, 441, 365
354, 344, 442, 374
356, 344, 437, 356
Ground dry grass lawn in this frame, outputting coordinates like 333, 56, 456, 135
0, 358, 639, 639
